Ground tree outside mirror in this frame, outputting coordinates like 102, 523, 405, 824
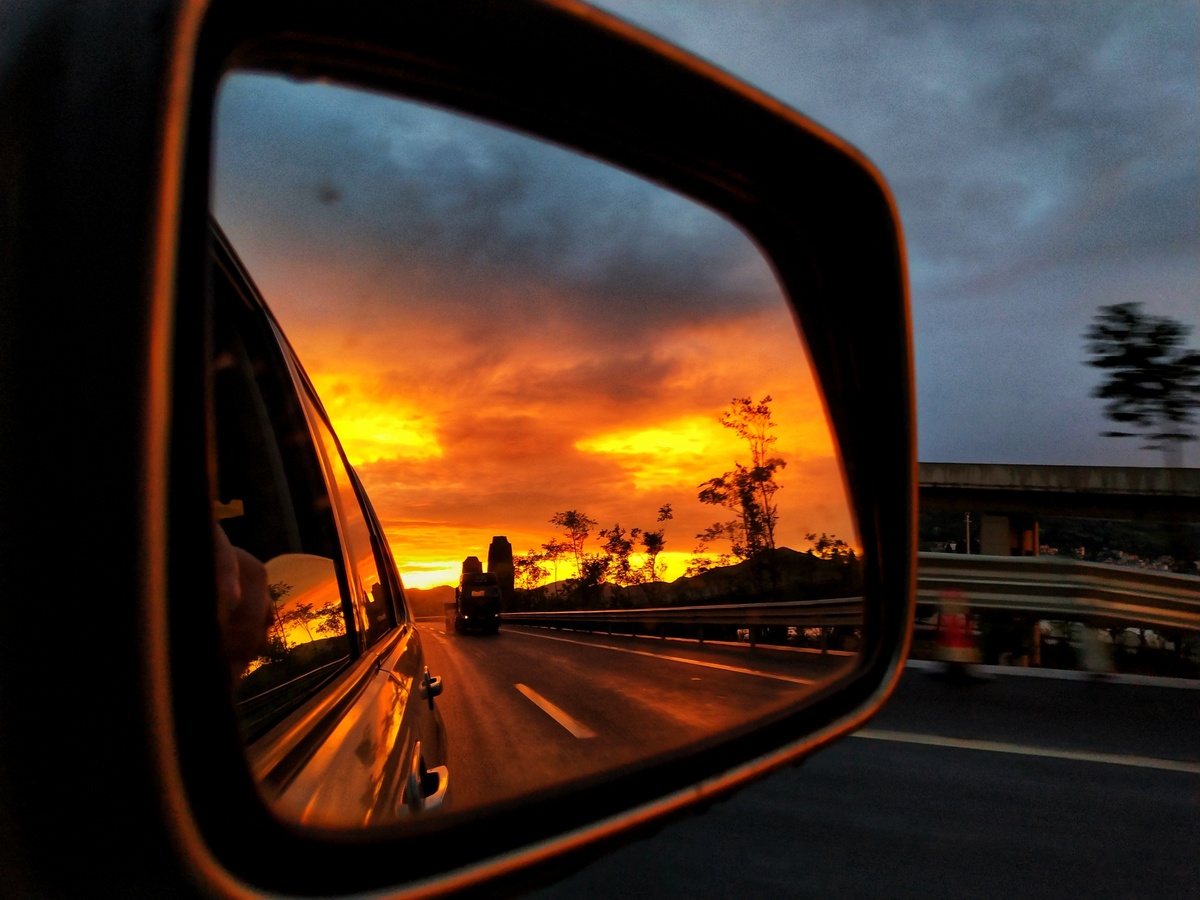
210, 71, 865, 825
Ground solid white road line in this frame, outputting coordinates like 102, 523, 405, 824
516, 630, 815, 685
514, 683, 597, 739
852, 728, 1200, 774
903, 658, 1200, 689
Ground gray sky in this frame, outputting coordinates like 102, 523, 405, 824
595, 0, 1200, 467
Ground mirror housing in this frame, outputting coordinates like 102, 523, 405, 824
0, 1, 915, 897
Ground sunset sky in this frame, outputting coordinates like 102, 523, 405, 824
213, 72, 856, 589
213, 1, 1197, 589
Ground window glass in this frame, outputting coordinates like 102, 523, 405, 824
211, 250, 355, 742
302, 387, 398, 649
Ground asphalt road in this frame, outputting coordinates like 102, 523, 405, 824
525, 665, 1200, 900
419, 621, 853, 810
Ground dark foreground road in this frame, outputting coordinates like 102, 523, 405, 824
528, 665, 1200, 900
420, 622, 852, 809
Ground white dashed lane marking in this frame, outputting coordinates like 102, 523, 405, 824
515, 683, 597, 739
518, 630, 815, 685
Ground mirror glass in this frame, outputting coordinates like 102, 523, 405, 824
211, 72, 863, 827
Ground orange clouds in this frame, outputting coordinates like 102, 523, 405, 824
269, 287, 857, 588
308, 372, 445, 464
214, 73, 859, 590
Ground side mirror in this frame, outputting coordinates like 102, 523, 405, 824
0, 1, 915, 897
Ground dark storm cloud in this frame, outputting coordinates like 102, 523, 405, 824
214, 73, 778, 344
593, 0, 1199, 466
483, 351, 682, 418
594, 1, 1197, 287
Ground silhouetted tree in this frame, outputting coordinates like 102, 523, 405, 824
806, 532, 855, 562
641, 504, 673, 582
598, 523, 643, 586
314, 601, 346, 637
549, 510, 597, 578
687, 522, 739, 576
267, 581, 293, 651
281, 602, 316, 643
574, 554, 610, 607
252, 633, 289, 671
596, 505, 676, 588
697, 396, 786, 561
720, 396, 786, 549
540, 538, 567, 585
1084, 302, 1200, 467
513, 551, 549, 590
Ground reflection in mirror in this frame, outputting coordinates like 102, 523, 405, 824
212, 72, 863, 827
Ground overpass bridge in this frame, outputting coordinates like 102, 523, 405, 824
919, 463, 1200, 557
503, 464, 1199, 666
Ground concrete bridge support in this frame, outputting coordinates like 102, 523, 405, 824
980, 513, 1038, 557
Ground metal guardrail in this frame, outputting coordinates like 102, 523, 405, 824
916, 552, 1200, 632
499, 554, 1200, 636
503, 596, 863, 632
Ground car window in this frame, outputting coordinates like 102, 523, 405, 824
301, 380, 400, 649
212, 244, 359, 741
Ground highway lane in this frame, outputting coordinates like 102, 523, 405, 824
525, 666, 1200, 899
415, 619, 855, 810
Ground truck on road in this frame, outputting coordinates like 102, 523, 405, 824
450, 555, 503, 635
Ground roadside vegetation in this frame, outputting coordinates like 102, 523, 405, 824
500, 396, 861, 616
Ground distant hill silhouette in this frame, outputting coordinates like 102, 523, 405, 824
405, 584, 454, 618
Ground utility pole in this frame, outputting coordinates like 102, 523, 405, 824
965, 512, 971, 555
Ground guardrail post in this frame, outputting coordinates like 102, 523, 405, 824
749, 626, 758, 650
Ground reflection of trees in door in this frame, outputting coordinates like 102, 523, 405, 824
235, 552, 352, 741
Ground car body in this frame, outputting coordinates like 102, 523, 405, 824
210, 220, 448, 824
